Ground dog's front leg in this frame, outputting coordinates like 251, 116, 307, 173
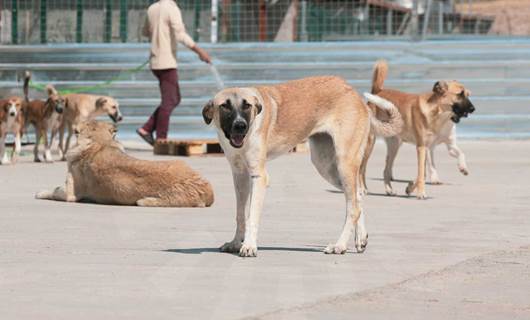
239, 167, 267, 258
0, 133, 9, 165
11, 132, 22, 163
406, 145, 427, 199
220, 168, 250, 253
43, 127, 54, 163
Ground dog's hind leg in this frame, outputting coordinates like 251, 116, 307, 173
33, 127, 42, 162
310, 132, 367, 254
359, 132, 376, 195
383, 136, 401, 195
426, 146, 441, 184
220, 167, 250, 254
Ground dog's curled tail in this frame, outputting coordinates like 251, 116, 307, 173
372, 60, 388, 94
364, 92, 403, 137
23, 70, 31, 103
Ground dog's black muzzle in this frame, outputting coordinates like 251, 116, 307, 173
451, 98, 475, 123
109, 112, 123, 123
228, 120, 248, 148
55, 105, 64, 114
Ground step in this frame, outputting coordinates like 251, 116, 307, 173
2, 60, 530, 83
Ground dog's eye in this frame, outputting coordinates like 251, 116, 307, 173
242, 103, 251, 110
220, 103, 230, 111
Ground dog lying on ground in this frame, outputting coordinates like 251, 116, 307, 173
59, 93, 123, 160
0, 96, 25, 165
360, 60, 475, 199
202, 76, 402, 257
36, 121, 214, 207
23, 71, 65, 163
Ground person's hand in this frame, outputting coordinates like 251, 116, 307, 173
195, 46, 212, 64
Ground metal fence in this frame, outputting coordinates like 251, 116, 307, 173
0, 0, 522, 44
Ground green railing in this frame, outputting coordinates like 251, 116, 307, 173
0, 0, 497, 44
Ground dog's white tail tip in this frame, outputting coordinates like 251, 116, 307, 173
363, 92, 393, 111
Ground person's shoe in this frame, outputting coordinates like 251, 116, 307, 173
136, 128, 155, 146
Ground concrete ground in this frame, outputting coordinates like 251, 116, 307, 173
0, 141, 529, 319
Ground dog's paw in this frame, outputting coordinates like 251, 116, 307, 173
459, 166, 469, 176
355, 233, 368, 253
416, 192, 427, 200
430, 179, 442, 185
239, 243, 257, 257
405, 182, 415, 196
324, 243, 347, 255
385, 185, 396, 196
34, 157, 42, 163
35, 190, 50, 199
219, 239, 242, 253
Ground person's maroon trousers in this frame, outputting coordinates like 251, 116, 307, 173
142, 68, 181, 139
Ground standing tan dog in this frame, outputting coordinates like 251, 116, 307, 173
202, 76, 402, 257
360, 60, 475, 199
23, 72, 65, 163
59, 93, 123, 160
36, 121, 214, 207
0, 96, 25, 165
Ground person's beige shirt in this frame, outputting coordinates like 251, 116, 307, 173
143, 0, 196, 70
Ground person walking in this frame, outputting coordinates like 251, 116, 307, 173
137, 0, 211, 145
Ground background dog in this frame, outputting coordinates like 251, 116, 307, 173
0, 96, 25, 165
59, 93, 123, 160
360, 60, 475, 199
36, 121, 214, 207
202, 76, 402, 257
23, 71, 65, 163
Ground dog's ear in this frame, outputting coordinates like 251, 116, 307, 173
96, 97, 107, 108
202, 100, 214, 125
46, 84, 58, 97
433, 81, 448, 95
255, 101, 262, 115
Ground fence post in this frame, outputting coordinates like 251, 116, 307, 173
258, 0, 267, 41
76, 0, 83, 43
193, 0, 201, 41
211, 0, 218, 43
11, 0, 17, 44
410, 0, 419, 40
39, 0, 47, 43
421, 0, 432, 40
119, 0, 127, 43
104, 0, 112, 42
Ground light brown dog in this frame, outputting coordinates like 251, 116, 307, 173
59, 93, 123, 160
0, 96, 25, 165
36, 121, 214, 207
23, 72, 65, 163
360, 60, 475, 199
202, 76, 402, 257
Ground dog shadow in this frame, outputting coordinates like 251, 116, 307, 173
163, 246, 323, 255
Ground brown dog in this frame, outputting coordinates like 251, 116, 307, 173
36, 121, 214, 207
0, 96, 25, 165
59, 93, 123, 160
23, 72, 65, 163
202, 76, 402, 257
360, 60, 475, 199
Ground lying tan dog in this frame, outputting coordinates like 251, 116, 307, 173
0, 96, 25, 165
36, 121, 214, 207
59, 93, 123, 160
23, 72, 65, 163
202, 76, 402, 257
360, 60, 475, 199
